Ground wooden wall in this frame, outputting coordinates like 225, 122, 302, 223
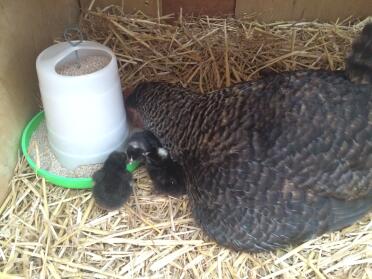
0, 0, 80, 204
80, 0, 162, 17
163, 0, 235, 16
235, 0, 372, 21
80, 0, 372, 21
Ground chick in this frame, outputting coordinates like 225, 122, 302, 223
92, 151, 133, 211
126, 130, 186, 196
125, 130, 162, 163
124, 24, 372, 252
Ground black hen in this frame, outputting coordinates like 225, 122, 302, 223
126, 130, 186, 196
346, 23, 372, 84
92, 151, 133, 211
124, 24, 372, 252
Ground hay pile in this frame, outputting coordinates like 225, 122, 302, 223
1, 6, 372, 278
80, 7, 367, 91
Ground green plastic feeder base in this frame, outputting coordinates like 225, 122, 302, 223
21, 111, 139, 189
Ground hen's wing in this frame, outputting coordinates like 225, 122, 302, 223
217, 71, 372, 200
191, 153, 371, 252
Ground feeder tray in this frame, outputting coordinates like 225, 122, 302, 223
21, 111, 140, 189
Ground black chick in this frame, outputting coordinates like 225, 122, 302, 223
125, 130, 163, 163
126, 130, 186, 196
124, 24, 372, 252
92, 151, 133, 211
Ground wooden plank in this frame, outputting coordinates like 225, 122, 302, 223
235, 0, 372, 21
162, 0, 235, 16
80, 0, 161, 17
0, 0, 80, 204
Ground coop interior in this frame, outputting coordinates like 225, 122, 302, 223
1, 0, 372, 278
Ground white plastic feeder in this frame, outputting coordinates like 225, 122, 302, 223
36, 40, 129, 169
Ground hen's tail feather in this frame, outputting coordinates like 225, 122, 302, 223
346, 23, 372, 85
327, 196, 372, 232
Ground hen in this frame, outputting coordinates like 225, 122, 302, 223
124, 24, 372, 252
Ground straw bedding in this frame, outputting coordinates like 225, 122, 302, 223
1, 5, 371, 278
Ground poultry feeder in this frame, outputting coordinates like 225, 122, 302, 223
35, 38, 129, 170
